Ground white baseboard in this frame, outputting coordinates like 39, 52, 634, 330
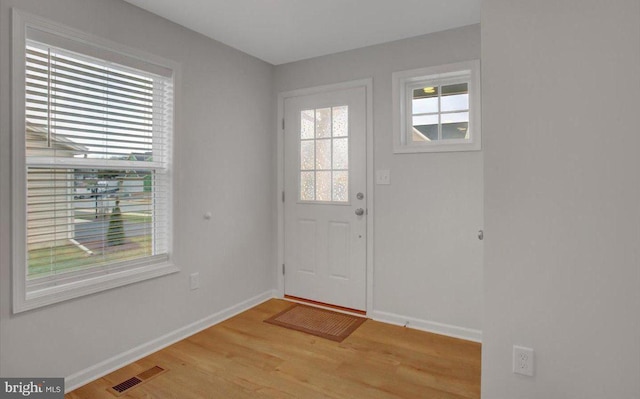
65, 289, 277, 392
369, 310, 482, 343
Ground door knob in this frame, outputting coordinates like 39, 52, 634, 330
355, 208, 365, 216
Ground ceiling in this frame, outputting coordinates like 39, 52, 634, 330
122, 0, 480, 65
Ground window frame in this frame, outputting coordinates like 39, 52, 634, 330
11, 9, 179, 313
392, 60, 481, 153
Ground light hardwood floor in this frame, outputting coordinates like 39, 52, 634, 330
67, 299, 480, 399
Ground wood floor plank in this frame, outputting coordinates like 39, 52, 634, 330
66, 299, 480, 399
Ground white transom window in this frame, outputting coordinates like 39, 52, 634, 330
392, 60, 481, 153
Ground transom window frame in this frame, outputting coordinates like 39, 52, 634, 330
392, 60, 481, 153
11, 9, 180, 313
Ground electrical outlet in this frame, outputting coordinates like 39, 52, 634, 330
189, 272, 200, 290
513, 345, 534, 376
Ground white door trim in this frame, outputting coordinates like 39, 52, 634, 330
276, 78, 374, 313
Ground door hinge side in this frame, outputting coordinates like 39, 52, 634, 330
282, 264, 285, 275
282, 191, 285, 202
282, 118, 285, 130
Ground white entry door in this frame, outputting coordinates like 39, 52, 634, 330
283, 86, 367, 311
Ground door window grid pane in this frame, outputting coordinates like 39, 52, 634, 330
299, 106, 349, 202
315, 139, 332, 170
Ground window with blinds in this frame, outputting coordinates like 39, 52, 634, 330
23, 38, 173, 288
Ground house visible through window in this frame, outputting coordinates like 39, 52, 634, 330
13, 12, 177, 312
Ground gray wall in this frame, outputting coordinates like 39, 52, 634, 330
0, 0, 275, 378
275, 25, 484, 335
482, 0, 640, 397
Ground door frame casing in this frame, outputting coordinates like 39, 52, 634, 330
276, 78, 374, 314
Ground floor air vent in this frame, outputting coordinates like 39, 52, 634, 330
111, 377, 142, 394
108, 366, 167, 396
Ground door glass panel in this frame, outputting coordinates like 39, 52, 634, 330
299, 106, 350, 202
301, 110, 315, 139
316, 171, 332, 201
316, 139, 331, 170
333, 138, 348, 169
300, 171, 315, 201
315, 108, 332, 138
332, 171, 348, 202
332, 106, 348, 137
300, 141, 314, 170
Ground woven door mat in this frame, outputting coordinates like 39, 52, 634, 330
264, 304, 367, 342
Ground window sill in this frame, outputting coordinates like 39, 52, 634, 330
14, 261, 179, 313
393, 141, 481, 154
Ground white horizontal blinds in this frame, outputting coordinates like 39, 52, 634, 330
25, 39, 172, 281
25, 41, 170, 163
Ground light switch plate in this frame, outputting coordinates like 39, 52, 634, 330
376, 170, 390, 185
189, 272, 200, 290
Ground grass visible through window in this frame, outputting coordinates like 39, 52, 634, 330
27, 212, 153, 279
